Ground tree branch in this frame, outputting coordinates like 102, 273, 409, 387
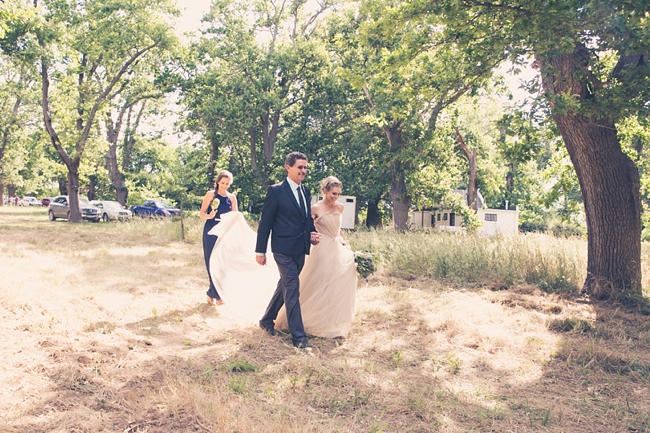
77, 42, 159, 154
362, 86, 377, 111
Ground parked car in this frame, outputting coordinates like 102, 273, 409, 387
41, 197, 52, 206
18, 196, 42, 206
130, 200, 180, 218
90, 200, 133, 222
161, 201, 181, 216
48, 195, 101, 222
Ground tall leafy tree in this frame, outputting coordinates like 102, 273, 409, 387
329, 0, 506, 230
402, 0, 650, 299
180, 0, 336, 198
11, 0, 179, 222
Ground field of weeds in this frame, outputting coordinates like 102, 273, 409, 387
1, 206, 649, 432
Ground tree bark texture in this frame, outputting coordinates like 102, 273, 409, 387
106, 140, 129, 205
87, 175, 97, 201
366, 195, 382, 228
58, 176, 68, 195
538, 49, 642, 298
105, 101, 146, 206
67, 166, 83, 223
384, 126, 412, 231
455, 127, 478, 211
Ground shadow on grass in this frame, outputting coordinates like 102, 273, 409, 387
3, 209, 650, 432
6, 288, 650, 432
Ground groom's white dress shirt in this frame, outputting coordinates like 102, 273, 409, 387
286, 177, 307, 216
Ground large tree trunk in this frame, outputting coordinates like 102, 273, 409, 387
555, 114, 641, 298
538, 48, 642, 299
390, 162, 411, 231
455, 127, 478, 211
116, 185, 128, 206
106, 142, 129, 205
385, 126, 411, 231
366, 195, 382, 228
58, 176, 68, 195
67, 165, 83, 223
106, 103, 141, 207
87, 175, 97, 201
0, 180, 4, 207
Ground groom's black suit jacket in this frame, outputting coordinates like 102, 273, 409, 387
255, 179, 316, 256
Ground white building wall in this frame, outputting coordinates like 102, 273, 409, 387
409, 208, 519, 236
477, 209, 519, 236
410, 210, 434, 228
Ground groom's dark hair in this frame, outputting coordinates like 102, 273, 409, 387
285, 151, 308, 167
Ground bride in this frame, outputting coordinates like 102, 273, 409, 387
208, 176, 357, 338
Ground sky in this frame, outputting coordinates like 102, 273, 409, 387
175, 1, 213, 38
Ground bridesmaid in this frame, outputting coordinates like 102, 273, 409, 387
200, 170, 238, 305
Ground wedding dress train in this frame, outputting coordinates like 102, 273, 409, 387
208, 212, 357, 337
274, 211, 357, 337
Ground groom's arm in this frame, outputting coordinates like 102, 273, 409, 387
255, 186, 278, 255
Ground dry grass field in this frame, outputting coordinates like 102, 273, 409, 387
1, 206, 650, 432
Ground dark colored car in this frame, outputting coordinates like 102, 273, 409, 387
130, 200, 180, 218
161, 201, 181, 216
41, 197, 51, 207
48, 195, 101, 222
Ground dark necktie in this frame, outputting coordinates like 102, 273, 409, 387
297, 186, 306, 216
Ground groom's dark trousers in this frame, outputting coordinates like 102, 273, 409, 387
263, 253, 306, 344
256, 179, 315, 346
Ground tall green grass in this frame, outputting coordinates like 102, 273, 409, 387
112, 216, 205, 244
348, 230, 588, 293
111, 214, 650, 295
112, 213, 260, 245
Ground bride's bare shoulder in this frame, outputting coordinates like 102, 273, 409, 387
311, 201, 322, 218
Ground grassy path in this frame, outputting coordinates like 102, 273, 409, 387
1, 207, 649, 432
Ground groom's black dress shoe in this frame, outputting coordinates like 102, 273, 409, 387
259, 321, 275, 336
293, 340, 312, 349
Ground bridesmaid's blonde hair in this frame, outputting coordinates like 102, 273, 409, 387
320, 176, 342, 192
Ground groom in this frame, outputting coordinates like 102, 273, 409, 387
255, 151, 320, 349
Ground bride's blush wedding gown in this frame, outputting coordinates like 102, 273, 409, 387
274, 211, 357, 337
208, 212, 357, 337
